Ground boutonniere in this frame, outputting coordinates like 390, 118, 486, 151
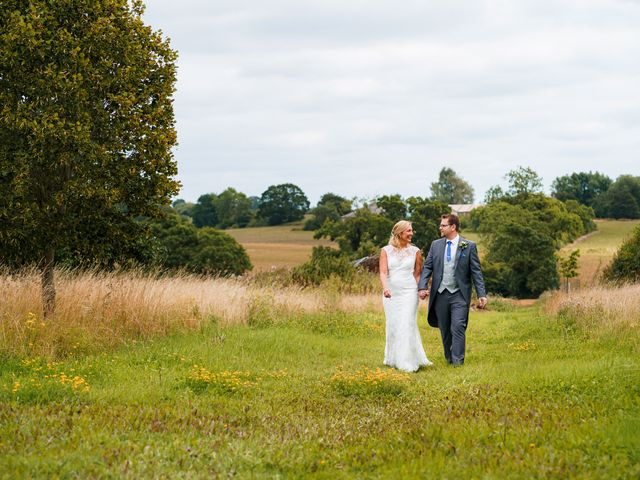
459, 241, 469, 250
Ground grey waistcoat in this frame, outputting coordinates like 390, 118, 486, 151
438, 246, 459, 294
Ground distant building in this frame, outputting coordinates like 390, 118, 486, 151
341, 202, 383, 219
449, 204, 482, 216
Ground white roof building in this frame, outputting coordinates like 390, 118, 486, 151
449, 204, 482, 216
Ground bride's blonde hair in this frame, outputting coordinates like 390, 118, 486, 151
389, 220, 412, 248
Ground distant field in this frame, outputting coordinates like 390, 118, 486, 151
226, 221, 334, 270
228, 223, 480, 271
561, 219, 640, 285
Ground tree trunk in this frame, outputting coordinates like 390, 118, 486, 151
41, 249, 56, 319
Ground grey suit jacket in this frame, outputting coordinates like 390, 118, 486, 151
418, 236, 486, 328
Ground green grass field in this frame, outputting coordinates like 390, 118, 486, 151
1, 305, 638, 478
2, 219, 636, 477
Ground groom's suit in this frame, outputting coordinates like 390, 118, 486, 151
418, 236, 486, 365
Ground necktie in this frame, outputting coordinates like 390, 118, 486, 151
446, 241, 452, 262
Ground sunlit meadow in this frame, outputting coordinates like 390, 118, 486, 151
0, 266, 638, 478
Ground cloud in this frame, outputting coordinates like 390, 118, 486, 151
144, 0, 640, 203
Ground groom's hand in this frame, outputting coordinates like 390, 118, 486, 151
418, 289, 429, 300
478, 297, 488, 309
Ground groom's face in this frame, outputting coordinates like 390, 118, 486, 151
439, 221, 457, 239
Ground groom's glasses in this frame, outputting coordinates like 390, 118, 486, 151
439, 224, 451, 229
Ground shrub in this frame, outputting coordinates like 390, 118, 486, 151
148, 211, 252, 276
248, 247, 379, 294
482, 261, 511, 297
564, 200, 596, 234
602, 225, 640, 283
292, 247, 357, 287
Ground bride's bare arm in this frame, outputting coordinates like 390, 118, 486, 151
414, 250, 423, 284
379, 249, 391, 297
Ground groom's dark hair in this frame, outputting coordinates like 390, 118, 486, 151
441, 213, 460, 232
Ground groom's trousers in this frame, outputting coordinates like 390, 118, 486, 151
434, 290, 468, 365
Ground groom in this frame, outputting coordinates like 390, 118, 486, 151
418, 214, 487, 365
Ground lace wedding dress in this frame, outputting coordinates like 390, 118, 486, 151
382, 245, 432, 372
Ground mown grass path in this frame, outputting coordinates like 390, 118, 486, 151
1, 305, 638, 478
560, 219, 640, 285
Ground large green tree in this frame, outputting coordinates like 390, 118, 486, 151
593, 175, 640, 219
484, 166, 543, 204
470, 194, 595, 297
192, 193, 219, 228
505, 166, 544, 196
376, 194, 407, 221
172, 198, 195, 218
257, 183, 310, 226
0, 0, 179, 316
430, 167, 475, 204
303, 192, 352, 231
214, 187, 253, 229
483, 213, 560, 298
316, 193, 352, 216
471, 194, 587, 247
314, 209, 393, 257
551, 171, 612, 207
314, 196, 449, 257
406, 197, 450, 252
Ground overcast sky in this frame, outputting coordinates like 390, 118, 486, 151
143, 0, 640, 205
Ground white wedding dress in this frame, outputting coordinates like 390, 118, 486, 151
382, 245, 432, 372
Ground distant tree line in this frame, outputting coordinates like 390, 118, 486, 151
290, 167, 604, 298
170, 170, 640, 235
171, 167, 637, 297
551, 172, 640, 219
163, 167, 636, 296
171, 183, 310, 229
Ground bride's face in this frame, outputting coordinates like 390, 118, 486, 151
400, 226, 413, 243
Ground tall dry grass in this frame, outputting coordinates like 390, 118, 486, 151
544, 283, 640, 337
0, 268, 381, 358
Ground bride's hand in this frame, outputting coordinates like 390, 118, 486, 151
383, 289, 392, 298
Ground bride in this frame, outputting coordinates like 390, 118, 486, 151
379, 220, 432, 372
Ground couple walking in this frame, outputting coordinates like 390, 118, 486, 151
379, 214, 487, 372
